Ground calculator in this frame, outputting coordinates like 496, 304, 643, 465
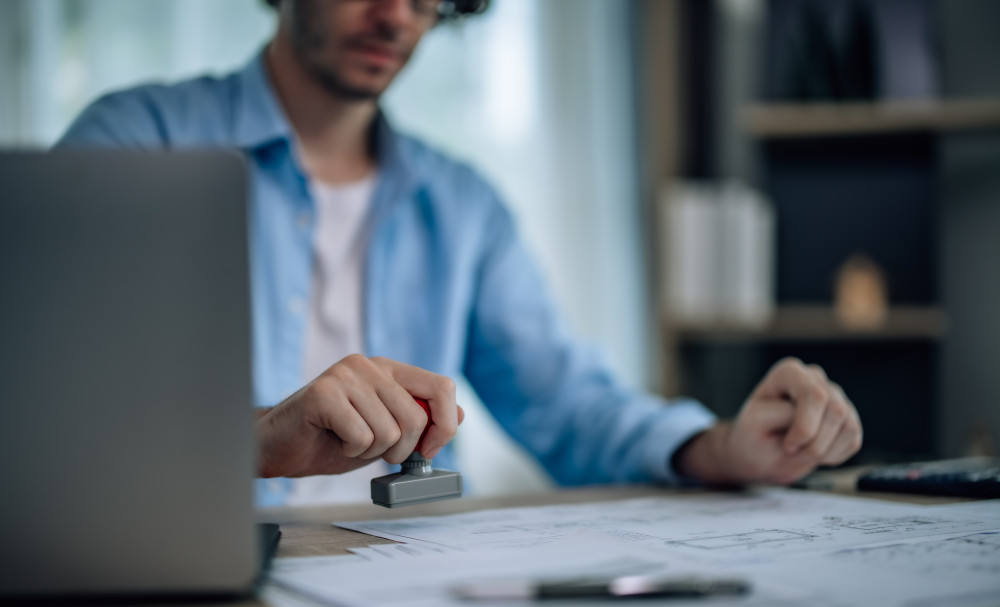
857, 457, 1000, 498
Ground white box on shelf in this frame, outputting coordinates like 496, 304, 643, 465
662, 183, 719, 325
660, 181, 775, 330
718, 182, 775, 328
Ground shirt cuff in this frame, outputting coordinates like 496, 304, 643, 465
642, 398, 717, 485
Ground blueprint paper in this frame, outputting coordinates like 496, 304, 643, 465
272, 554, 367, 572
260, 584, 336, 607
345, 542, 458, 562
741, 530, 1000, 607
923, 499, 1000, 520
366, 542, 457, 559
335, 489, 998, 565
345, 546, 386, 561
268, 528, 1000, 607
264, 555, 368, 607
266, 491, 1000, 607
270, 530, 813, 607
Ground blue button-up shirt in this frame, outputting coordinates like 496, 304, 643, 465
59, 52, 716, 506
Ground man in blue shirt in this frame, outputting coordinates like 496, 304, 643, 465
60, 0, 862, 505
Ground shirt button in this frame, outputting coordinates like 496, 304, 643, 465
288, 296, 305, 316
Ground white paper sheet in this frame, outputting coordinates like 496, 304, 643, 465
923, 499, 1000, 520
740, 529, 1000, 607
260, 583, 333, 607
366, 542, 458, 559
269, 530, 813, 607
265, 556, 370, 607
344, 542, 459, 562
335, 489, 998, 565
272, 554, 367, 573
345, 546, 386, 561
267, 491, 999, 607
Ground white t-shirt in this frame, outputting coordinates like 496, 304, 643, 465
286, 173, 389, 506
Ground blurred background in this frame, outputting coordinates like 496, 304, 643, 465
1, 0, 998, 495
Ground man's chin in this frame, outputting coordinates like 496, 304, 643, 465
312, 70, 390, 102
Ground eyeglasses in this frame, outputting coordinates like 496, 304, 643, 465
411, 0, 459, 19
352, 0, 464, 21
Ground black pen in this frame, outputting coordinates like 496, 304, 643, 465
451, 574, 751, 601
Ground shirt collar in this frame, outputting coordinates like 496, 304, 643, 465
233, 49, 423, 197
233, 49, 294, 150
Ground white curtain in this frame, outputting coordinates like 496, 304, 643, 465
0, 0, 276, 146
1, 0, 648, 494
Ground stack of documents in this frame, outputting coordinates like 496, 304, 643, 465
266, 489, 1000, 606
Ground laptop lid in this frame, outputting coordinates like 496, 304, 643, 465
0, 150, 257, 598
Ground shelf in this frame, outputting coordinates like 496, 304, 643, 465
743, 99, 1000, 138
673, 305, 948, 343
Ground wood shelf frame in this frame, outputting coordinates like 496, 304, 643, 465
672, 305, 948, 343
744, 99, 1000, 138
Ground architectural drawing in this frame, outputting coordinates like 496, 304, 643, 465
337, 489, 999, 564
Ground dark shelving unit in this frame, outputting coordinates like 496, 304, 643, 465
637, 0, 1000, 465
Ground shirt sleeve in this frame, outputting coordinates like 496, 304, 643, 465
56, 89, 168, 148
462, 197, 717, 486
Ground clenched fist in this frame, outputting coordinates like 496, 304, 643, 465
676, 357, 863, 485
255, 355, 464, 478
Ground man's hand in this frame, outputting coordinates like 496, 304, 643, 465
255, 355, 464, 478
676, 357, 862, 485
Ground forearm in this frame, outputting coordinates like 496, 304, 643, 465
673, 422, 742, 485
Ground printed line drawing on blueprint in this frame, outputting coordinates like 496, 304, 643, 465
823, 516, 950, 533
336, 489, 999, 564
669, 529, 818, 550
829, 530, 1000, 577
657, 513, 997, 561
738, 529, 1000, 607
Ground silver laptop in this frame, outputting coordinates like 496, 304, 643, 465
0, 150, 259, 599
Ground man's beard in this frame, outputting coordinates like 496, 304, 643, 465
301, 59, 383, 101
289, 0, 393, 101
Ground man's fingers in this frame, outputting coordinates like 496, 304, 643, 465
821, 385, 863, 465
360, 385, 414, 462
821, 425, 857, 466
373, 357, 459, 459
725, 363, 864, 486
266, 355, 463, 478
323, 355, 408, 460
318, 355, 424, 463
798, 398, 846, 461
306, 356, 461, 467
422, 404, 468, 459
799, 405, 844, 463
421, 379, 458, 458
764, 359, 832, 454
375, 381, 429, 464
308, 376, 375, 458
